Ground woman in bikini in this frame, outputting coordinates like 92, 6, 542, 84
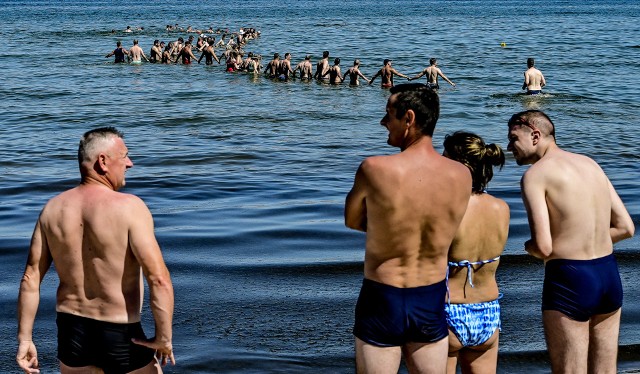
442, 131, 509, 374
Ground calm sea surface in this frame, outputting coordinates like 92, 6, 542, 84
1, 0, 639, 372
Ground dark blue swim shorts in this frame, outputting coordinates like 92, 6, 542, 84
542, 253, 623, 321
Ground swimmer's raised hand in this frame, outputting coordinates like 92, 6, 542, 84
16, 340, 40, 374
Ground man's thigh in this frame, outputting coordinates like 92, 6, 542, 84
355, 337, 402, 374
403, 337, 448, 374
588, 309, 621, 374
543, 310, 590, 373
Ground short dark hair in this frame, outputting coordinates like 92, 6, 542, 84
527, 58, 535, 68
508, 110, 556, 139
77, 127, 124, 165
389, 83, 440, 136
429, 58, 437, 65
322, 51, 329, 58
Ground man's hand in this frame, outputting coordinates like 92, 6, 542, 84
132, 336, 175, 366
16, 340, 40, 373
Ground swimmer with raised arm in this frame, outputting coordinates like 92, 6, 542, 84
442, 131, 509, 374
344, 59, 370, 86
369, 59, 408, 88
409, 58, 455, 90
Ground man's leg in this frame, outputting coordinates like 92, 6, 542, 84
402, 337, 448, 374
355, 337, 402, 374
588, 309, 620, 374
543, 310, 589, 374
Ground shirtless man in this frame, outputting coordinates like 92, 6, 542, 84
150, 40, 162, 63
129, 39, 149, 64
16, 127, 175, 374
344, 59, 370, 86
322, 57, 343, 84
198, 43, 221, 65
105, 41, 128, 63
265, 53, 280, 78
278, 53, 294, 81
408, 58, 455, 90
345, 84, 472, 374
292, 55, 313, 80
507, 110, 634, 374
522, 58, 546, 95
369, 59, 408, 88
313, 51, 330, 81
174, 41, 197, 64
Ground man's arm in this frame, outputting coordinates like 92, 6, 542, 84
608, 179, 635, 243
408, 68, 426, 81
521, 172, 553, 259
197, 50, 205, 64
368, 70, 381, 85
128, 198, 175, 366
522, 71, 529, 90
17, 219, 53, 374
540, 73, 546, 88
391, 68, 408, 79
438, 69, 455, 86
345, 162, 370, 232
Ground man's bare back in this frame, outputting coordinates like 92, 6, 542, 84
17, 128, 175, 373
352, 139, 472, 287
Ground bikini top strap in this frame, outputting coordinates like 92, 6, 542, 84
447, 255, 501, 289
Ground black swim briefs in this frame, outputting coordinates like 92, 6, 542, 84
542, 253, 623, 321
353, 278, 448, 347
57, 312, 156, 374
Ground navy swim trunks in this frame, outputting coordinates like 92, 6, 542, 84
353, 278, 448, 347
57, 312, 156, 374
542, 253, 623, 322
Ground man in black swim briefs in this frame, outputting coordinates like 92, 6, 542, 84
17, 127, 175, 373
507, 110, 634, 374
345, 84, 472, 373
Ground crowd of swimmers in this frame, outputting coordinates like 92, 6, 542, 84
106, 26, 547, 94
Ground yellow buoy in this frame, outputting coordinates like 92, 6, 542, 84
500, 42, 507, 47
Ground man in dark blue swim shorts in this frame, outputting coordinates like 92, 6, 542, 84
345, 84, 472, 373
507, 110, 634, 374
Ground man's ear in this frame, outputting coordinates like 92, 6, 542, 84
95, 153, 108, 174
531, 129, 541, 145
405, 109, 416, 128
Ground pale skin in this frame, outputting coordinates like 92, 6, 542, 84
344, 63, 370, 86
16, 135, 175, 374
129, 44, 149, 63
314, 56, 330, 80
522, 67, 546, 91
445, 192, 510, 374
508, 118, 634, 374
293, 59, 313, 79
409, 63, 455, 87
345, 94, 472, 373
369, 62, 408, 87
322, 63, 343, 84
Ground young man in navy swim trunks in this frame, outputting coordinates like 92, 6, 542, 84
345, 84, 472, 373
17, 127, 175, 374
507, 110, 634, 373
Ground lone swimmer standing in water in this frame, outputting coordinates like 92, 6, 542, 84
522, 58, 546, 95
